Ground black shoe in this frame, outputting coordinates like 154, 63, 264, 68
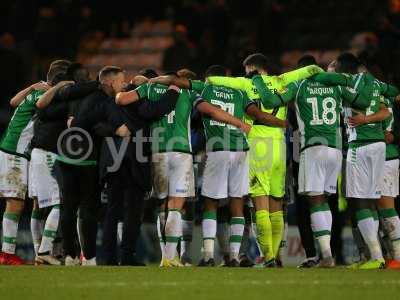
120, 255, 146, 266
197, 258, 215, 267
275, 258, 283, 268
219, 254, 230, 267
239, 255, 255, 268
228, 259, 240, 267
297, 259, 318, 269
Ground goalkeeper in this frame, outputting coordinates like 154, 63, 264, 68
206, 53, 323, 266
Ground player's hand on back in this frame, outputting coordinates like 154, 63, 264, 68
56, 81, 75, 88
384, 131, 394, 144
239, 122, 252, 134
348, 110, 366, 127
115, 124, 131, 137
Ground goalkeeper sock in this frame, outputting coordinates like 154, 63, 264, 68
229, 217, 244, 261
356, 209, 383, 261
181, 218, 193, 258
157, 211, 166, 259
270, 211, 284, 258
31, 209, 44, 255
379, 208, 400, 261
202, 211, 216, 260
310, 202, 332, 258
164, 209, 182, 260
2, 212, 20, 254
39, 205, 60, 254
255, 210, 273, 260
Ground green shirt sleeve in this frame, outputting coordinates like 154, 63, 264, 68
312, 72, 350, 86
252, 75, 297, 109
190, 80, 206, 93
135, 83, 149, 99
277, 65, 324, 86
378, 80, 400, 98
241, 92, 255, 111
207, 76, 248, 92
340, 86, 370, 109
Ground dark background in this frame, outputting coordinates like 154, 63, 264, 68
1, 0, 399, 130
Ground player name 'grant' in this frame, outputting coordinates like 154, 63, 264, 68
215, 91, 234, 100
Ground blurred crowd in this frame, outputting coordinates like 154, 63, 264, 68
1, 0, 400, 131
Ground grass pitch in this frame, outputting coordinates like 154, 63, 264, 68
1, 266, 399, 300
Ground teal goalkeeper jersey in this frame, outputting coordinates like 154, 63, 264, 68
0, 90, 44, 158
200, 84, 254, 152
136, 83, 201, 153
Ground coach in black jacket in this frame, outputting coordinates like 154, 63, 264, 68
71, 67, 181, 265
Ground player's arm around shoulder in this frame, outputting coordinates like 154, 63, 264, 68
207, 75, 249, 92
349, 102, 390, 127
36, 81, 74, 109
252, 75, 296, 109
10, 82, 50, 108
312, 72, 350, 87
245, 102, 288, 128
378, 79, 400, 98
116, 81, 148, 106
278, 64, 324, 86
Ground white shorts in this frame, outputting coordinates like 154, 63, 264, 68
29, 148, 60, 208
201, 151, 249, 199
346, 142, 386, 199
151, 152, 195, 199
298, 146, 342, 195
379, 159, 399, 198
0, 150, 28, 200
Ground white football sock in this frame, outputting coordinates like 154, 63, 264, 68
164, 210, 182, 260
229, 217, 245, 261
181, 219, 193, 258
202, 211, 217, 260
39, 205, 60, 254
157, 211, 166, 259
2, 212, 20, 254
357, 209, 383, 261
31, 209, 44, 255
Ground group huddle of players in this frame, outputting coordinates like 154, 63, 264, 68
0, 51, 400, 270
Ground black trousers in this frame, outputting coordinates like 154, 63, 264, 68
102, 162, 145, 265
55, 161, 100, 259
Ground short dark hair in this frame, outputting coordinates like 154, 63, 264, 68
297, 55, 317, 68
177, 68, 197, 79
205, 65, 227, 77
49, 59, 71, 69
139, 68, 158, 79
66, 62, 90, 83
99, 66, 124, 82
47, 59, 71, 85
336, 53, 360, 74
243, 53, 270, 71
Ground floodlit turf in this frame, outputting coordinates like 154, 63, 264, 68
1, 266, 400, 300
